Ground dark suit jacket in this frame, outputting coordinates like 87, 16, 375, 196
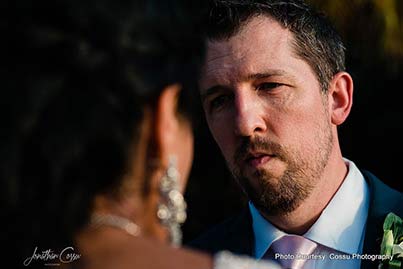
188, 170, 403, 269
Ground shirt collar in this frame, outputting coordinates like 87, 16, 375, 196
250, 158, 370, 258
249, 201, 284, 258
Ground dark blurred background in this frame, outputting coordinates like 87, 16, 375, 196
183, 0, 403, 243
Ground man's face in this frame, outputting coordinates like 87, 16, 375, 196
199, 16, 334, 216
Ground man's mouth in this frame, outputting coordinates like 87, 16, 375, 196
244, 152, 274, 167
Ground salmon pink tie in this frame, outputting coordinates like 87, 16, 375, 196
266, 235, 317, 269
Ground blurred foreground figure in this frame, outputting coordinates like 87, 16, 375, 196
1, 0, 283, 268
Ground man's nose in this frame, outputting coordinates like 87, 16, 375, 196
233, 91, 267, 137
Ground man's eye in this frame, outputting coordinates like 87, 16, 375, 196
256, 82, 282, 91
210, 95, 231, 110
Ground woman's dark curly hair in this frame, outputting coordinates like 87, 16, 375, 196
1, 0, 206, 266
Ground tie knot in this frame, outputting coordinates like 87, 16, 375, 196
271, 235, 317, 255
269, 235, 317, 269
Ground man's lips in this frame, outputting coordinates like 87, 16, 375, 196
244, 153, 274, 167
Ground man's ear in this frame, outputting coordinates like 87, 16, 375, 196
153, 84, 182, 165
328, 72, 353, 126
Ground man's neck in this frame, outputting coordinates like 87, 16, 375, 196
262, 155, 348, 235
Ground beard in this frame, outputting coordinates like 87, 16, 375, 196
230, 122, 333, 216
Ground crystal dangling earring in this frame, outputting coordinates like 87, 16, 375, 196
157, 155, 187, 247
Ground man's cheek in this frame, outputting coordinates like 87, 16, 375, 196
209, 123, 233, 157
219, 142, 234, 164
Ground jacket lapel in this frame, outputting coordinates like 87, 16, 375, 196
361, 170, 403, 269
221, 208, 254, 256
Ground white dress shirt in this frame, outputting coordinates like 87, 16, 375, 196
250, 159, 370, 269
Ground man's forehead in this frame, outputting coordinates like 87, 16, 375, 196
201, 38, 292, 90
200, 49, 247, 91
201, 38, 269, 88
201, 43, 245, 80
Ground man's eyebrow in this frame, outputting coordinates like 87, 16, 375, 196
245, 70, 287, 80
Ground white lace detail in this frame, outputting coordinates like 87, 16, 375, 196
213, 251, 282, 269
